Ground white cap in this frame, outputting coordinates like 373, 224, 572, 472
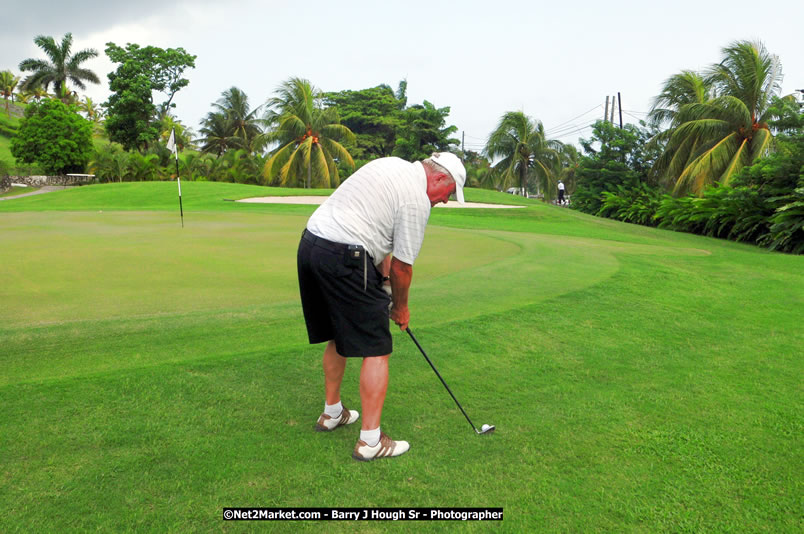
431, 152, 466, 204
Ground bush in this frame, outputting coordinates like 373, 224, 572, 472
761, 183, 804, 254
10, 99, 93, 175
597, 182, 663, 226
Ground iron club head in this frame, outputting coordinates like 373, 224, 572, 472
477, 424, 496, 434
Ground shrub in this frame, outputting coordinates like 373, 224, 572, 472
10, 99, 93, 175
597, 183, 663, 226
761, 184, 804, 254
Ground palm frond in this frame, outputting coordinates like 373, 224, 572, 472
674, 132, 739, 195
718, 138, 749, 186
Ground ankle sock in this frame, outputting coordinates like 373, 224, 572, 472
324, 401, 343, 418
360, 427, 381, 447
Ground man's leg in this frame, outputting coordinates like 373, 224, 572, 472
323, 340, 346, 405
360, 355, 389, 430
317, 340, 359, 431
352, 354, 410, 460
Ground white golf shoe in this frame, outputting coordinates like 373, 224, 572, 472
352, 432, 410, 461
315, 405, 359, 432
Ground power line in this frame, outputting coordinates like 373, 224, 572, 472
547, 119, 598, 137
546, 104, 604, 133
550, 122, 596, 140
622, 111, 645, 122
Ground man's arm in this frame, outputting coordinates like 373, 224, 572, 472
389, 256, 412, 331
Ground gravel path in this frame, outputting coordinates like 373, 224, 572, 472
0, 186, 71, 201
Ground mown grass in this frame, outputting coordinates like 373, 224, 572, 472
0, 182, 801, 532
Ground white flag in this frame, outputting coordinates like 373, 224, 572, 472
166, 127, 177, 158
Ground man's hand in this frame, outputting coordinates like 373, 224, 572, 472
390, 304, 410, 331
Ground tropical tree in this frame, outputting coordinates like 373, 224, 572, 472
462, 150, 493, 189
655, 41, 784, 195
23, 86, 49, 103
0, 71, 20, 116
127, 151, 162, 181
159, 114, 196, 152
324, 84, 404, 160
392, 100, 459, 161
18, 33, 99, 100
571, 121, 659, 214
213, 87, 263, 151
199, 111, 239, 156
11, 99, 94, 174
485, 111, 563, 198
262, 77, 355, 188
79, 96, 102, 123
89, 144, 131, 182
648, 70, 713, 128
551, 144, 580, 199
103, 42, 196, 151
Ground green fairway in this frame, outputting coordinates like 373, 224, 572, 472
0, 183, 801, 532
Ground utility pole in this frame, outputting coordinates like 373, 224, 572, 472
618, 92, 623, 128
610, 95, 616, 123
462, 131, 465, 155
604, 96, 610, 122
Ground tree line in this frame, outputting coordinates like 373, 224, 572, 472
569, 41, 802, 253
1, 34, 801, 251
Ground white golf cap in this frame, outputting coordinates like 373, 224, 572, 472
431, 152, 466, 204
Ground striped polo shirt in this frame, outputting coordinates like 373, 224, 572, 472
306, 157, 431, 266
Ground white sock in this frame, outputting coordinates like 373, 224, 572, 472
360, 427, 381, 447
324, 401, 343, 418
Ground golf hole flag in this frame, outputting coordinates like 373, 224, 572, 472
167, 128, 184, 227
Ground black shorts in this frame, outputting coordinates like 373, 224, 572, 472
297, 230, 392, 357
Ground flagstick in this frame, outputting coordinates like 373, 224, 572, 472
175, 152, 183, 228
167, 127, 183, 227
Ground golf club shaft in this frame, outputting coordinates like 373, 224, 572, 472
406, 327, 477, 431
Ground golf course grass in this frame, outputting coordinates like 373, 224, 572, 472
0, 182, 801, 532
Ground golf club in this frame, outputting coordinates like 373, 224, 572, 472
406, 327, 495, 435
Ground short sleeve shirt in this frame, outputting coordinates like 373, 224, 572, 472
306, 157, 431, 265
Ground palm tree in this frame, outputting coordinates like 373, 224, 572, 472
0, 71, 20, 116
648, 70, 713, 128
199, 111, 240, 156
24, 86, 49, 103
79, 96, 102, 123
647, 71, 713, 187
485, 111, 563, 198
18, 33, 99, 100
160, 114, 196, 152
262, 77, 355, 188
212, 87, 264, 152
89, 144, 129, 183
655, 41, 783, 195
551, 144, 580, 201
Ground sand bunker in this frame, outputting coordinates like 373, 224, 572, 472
236, 196, 525, 208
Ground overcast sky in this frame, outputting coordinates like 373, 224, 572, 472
1, 0, 801, 151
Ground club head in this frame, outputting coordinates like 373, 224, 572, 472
476, 424, 495, 435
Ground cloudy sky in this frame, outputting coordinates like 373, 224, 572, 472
1, 0, 801, 151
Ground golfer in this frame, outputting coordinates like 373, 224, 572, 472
297, 152, 466, 461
